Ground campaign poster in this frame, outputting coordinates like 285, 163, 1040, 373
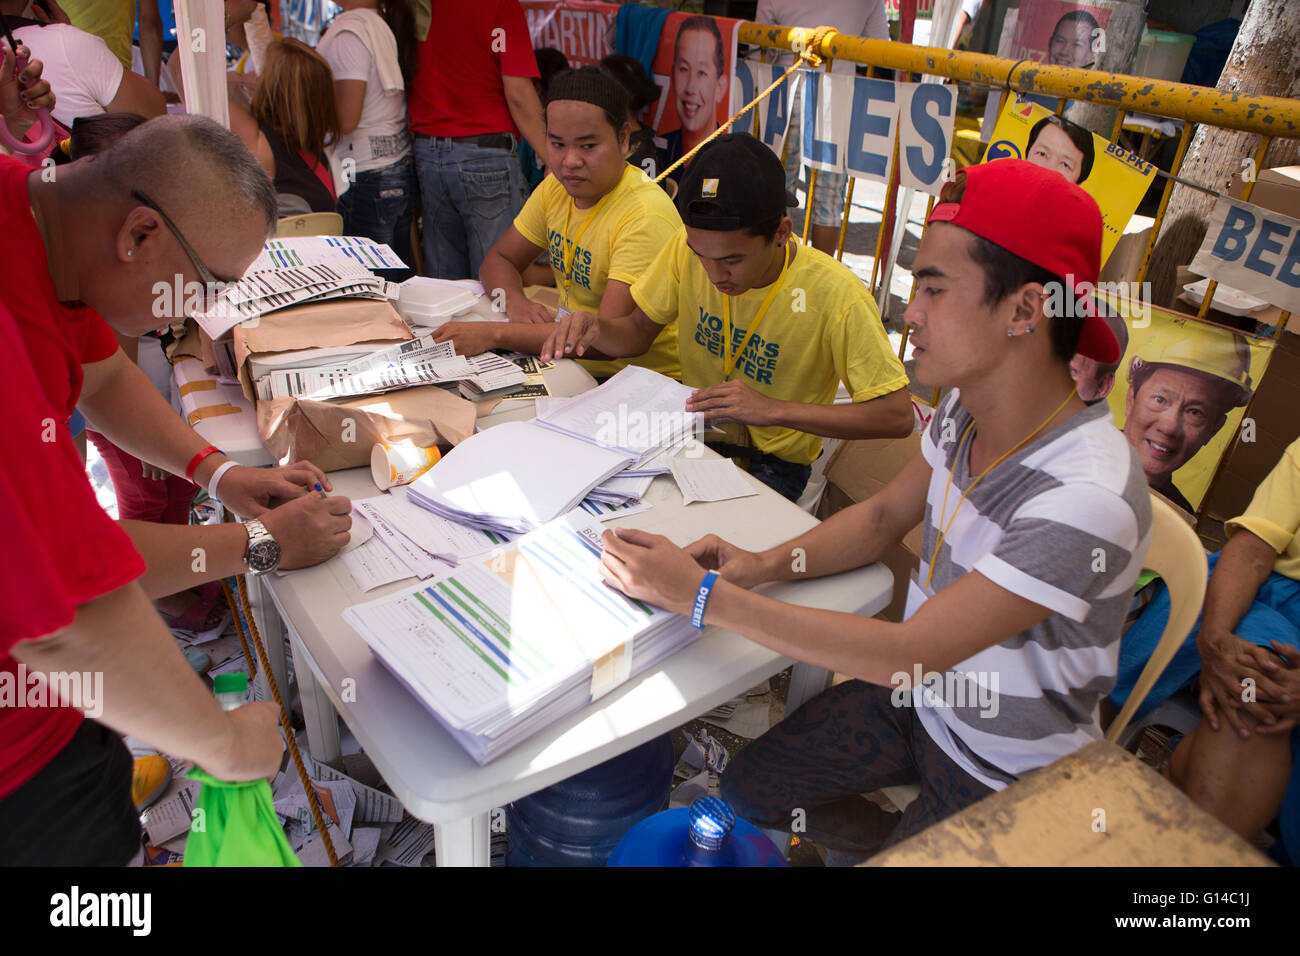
1009, 0, 1112, 70
986, 96, 1155, 265
649, 13, 743, 181
521, 0, 619, 66
1103, 303, 1274, 514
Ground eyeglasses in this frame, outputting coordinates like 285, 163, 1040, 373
131, 188, 223, 290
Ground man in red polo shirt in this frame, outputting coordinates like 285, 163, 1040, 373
408, 0, 547, 280
0, 113, 348, 862
0, 297, 285, 865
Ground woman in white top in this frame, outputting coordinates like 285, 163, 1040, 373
318, 0, 416, 279
8, 16, 163, 127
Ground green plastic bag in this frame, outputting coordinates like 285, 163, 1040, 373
184, 768, 301, 867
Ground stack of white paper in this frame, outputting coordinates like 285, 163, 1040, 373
405, 421, 633, 535
248, 235, 407, 273
533, 366, 699, 470
343, 512, 699, 763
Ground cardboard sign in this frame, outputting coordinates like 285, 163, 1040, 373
986, 96, 1155, 263
650, 12, 743, 179
1190, 198, 1300, 315
1102, 302, 1274, 514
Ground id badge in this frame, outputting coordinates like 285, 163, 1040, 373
556, 306, 572, 322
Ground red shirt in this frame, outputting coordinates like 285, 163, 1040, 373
408, 0, 540, 137
0, 157, 120, 419
0, 298, 146, 800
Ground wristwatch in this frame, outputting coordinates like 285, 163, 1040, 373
242, 519, 282, 575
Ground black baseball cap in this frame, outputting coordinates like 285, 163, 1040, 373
678, 134, 786, 231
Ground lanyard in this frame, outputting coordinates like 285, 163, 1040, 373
721, 242, 791, 380
559, 189, 613, 312
925, 387, 1078, 591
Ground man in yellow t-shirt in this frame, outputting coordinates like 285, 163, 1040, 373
543, 133, 913, 501
436, 66, 681, 380
1111, 436, 1300, 862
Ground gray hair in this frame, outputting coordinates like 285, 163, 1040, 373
96, 114, 278, 234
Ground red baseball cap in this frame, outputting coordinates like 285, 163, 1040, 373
926, 158, 1118, 364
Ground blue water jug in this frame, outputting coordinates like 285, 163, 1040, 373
506, 734, 674, 866
607, 796, 788, 867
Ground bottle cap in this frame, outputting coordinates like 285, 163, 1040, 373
687, 796, 735, 851
214, 673, 249, 695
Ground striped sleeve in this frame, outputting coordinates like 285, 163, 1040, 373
973, 483, 1142, 624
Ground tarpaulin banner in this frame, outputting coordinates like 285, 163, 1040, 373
986, 95, 1155, 264
522, 0, 619, 67
1190, 198, 1300, 315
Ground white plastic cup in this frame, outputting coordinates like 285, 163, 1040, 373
371, 440, 441, 491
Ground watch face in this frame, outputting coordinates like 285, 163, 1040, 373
247, 539, 281, 573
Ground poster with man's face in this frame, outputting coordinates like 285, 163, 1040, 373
986, 96, 1155, 264
650, 13, 742, 180
1102, 303, 1274, 515
1011, 1, 1112, 70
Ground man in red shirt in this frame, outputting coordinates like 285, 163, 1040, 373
408, 0, 547, 280
0, 113, 349, 862
0, 295, 285, 864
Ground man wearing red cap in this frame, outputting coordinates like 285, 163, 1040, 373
595, 159, 1153, 861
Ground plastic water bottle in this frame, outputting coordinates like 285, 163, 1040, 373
606, 796, 788, 867
214, 673, 249, 712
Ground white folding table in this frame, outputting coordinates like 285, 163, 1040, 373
265, 462, 892, 866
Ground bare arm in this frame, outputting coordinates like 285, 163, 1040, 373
539, 304, 663, 363
120, 493, 352, 598
601, 521, 1049, 686
12, 582, 282, 781
1201, 528, 1277, 642
501, 74, 548, 160
106, 66, 166, 117
690, 446, 931, 588
138, 0, 164, 86
687, 383, 914, 440
227, 97, 275, 177
478, 226, 551, 324
334, 78, 366, 135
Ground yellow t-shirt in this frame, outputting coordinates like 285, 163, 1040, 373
60, 0, 135, 69
513, 164, 681, 380
630, 231, 908, 466
1225, 437, 1300, 582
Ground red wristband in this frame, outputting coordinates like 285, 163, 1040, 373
185, 444, 222, 481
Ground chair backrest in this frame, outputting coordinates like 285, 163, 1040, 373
275, 212, 344, 237
1105, 492, 1209, 743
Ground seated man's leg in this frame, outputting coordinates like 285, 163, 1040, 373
1168, 570, 1300, 841
721, 680, 924, 856
1168, 717, 1293, 842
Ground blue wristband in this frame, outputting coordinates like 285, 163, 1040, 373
691, 570, 720, 629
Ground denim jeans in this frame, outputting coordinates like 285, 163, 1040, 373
413, 135, 527, 280
336, 154, 417, 282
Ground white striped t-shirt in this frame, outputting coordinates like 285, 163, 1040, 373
908, 389, 1152, 790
